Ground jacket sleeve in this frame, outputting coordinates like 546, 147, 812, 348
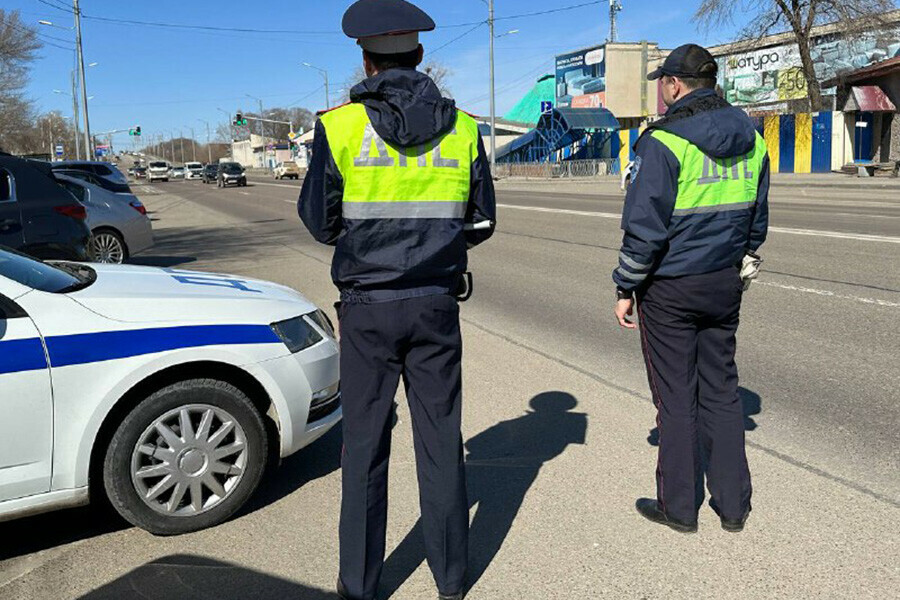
748, 152, 770, 252
465, 134, 497, 248
298, 119, 344, 246
612, 134, 679, 292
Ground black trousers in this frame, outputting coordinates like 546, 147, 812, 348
338, 294, 468, 600
637, 266, 752, 524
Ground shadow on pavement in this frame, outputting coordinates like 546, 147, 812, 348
379, 391, 588, 598
647, 386, 761, 446
0, 427, 342, 563
244, 426, 343, 516
77, 554, 340, 600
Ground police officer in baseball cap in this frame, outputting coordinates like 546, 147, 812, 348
299, 1, 496, 599
613, 43, 769, 533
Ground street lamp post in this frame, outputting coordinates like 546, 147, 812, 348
189, 127, 197, 162
302, 62, 330, 110
246, 94, 267, 171
198, 119, 212, 163
72, 1, 93, 160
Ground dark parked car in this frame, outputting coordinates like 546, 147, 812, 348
133, 166, 147, 179
217, 162, 247, 187
50, 161, 132, 194
0, 153, 91, 260
201, 163, 218, 184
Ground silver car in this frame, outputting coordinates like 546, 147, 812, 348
54, 174, 154, 264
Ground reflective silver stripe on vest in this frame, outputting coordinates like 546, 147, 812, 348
615, 267, 647, 282
672, 201, 755, 216
343, 201, 467, 219
618, 251, 651, 271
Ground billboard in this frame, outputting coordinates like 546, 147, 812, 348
717, 26, 900, 106
555, 45, 606, 109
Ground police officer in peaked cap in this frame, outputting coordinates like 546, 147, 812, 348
612, 44, 769, 533
298, 1, 496, 598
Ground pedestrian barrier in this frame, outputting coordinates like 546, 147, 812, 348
494, 159, 621, 179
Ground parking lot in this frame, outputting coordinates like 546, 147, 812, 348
1, 173, 899, 599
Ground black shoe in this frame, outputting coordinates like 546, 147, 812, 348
438, 593, 464, 600
635, 498, 698, 533
709, 499, 750, 532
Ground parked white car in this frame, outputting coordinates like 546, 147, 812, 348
147, 161, 170, 182
184, 162, 204, 180
0, 249, 341, 534
54, 174, 154, 264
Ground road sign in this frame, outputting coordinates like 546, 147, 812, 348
541, 101, 554, 113
55, 144, 64, 157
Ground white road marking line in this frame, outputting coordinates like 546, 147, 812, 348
755, 281, 900, 308
283, 199, 296, 204
238, 191, 250, 196
497, 203, 900, 244
251, 181, 299, 189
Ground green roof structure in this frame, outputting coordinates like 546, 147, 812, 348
502, 74, 556, 126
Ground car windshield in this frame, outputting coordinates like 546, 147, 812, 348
222, 163, 242, 172
149, 162, 167, 168
0, 247, 96, 293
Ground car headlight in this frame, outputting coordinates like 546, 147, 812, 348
271, 316, 323, 353
306, 309, 336, 338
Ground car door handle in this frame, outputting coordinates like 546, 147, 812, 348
0, 218, 19, 231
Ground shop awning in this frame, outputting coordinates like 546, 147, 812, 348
843, 86, 896, 112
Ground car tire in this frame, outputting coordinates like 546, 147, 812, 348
102, 379, 268, 536
89, 229, 128, 264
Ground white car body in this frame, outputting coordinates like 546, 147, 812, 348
147, 161, 170, 182
0, 257, 341, 526
184, 162, 204, 180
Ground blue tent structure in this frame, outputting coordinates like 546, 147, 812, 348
495, 106, 620, 163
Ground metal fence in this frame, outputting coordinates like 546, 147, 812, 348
494, 159, 622, 179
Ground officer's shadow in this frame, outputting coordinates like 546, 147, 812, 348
647, 386, 761, 445
379, 391, 587, 598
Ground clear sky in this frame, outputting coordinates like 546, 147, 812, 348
9, 0, 744, 149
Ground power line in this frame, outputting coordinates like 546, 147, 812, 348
0, 15, 75, 49
496, 0, 604, 22
33, 0, 72, 14
427, 22, 486, 56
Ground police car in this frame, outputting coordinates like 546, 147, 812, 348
0, 248, 341, 535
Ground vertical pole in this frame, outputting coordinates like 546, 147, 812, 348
324, 72, 330, 109
190, 127, 197, 161
71, 70, 81, 160
489, 0, 496, 174
206, 122, 212, 163
74, 0, 93, 160
170, 135, 175, 163
180, 130, 185, 164
258, 99, 267, 171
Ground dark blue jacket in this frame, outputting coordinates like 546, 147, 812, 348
299, 69, 495, 300
613, 89, 769, 292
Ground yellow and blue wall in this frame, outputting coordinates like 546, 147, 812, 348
606, 112, 841, 173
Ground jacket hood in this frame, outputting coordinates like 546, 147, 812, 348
349, 68, 457, 148
655, 89, 757, 159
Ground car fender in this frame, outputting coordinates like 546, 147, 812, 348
58, 344, 288, 491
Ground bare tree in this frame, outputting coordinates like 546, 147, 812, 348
0, 9, 42, 152
694, 0, 895, 111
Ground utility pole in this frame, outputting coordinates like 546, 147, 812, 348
73, 0, 93, 160
180, 129, 185, 164
608, 0, 623, 43
302, 63, 330, 110
189, 127, 197, 161
199, 119, 212, 163
170, 135, 175, 163
488, 0, 496, 174
70, 70, 81, 160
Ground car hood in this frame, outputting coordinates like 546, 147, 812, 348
66, 263, 317, 323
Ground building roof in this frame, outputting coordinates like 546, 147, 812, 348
822, 56, 900, 88
552, 107, 619, 130
843, 85, 896, 112
502, 74, 556, 126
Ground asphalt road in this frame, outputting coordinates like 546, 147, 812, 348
1, 173, 898, 599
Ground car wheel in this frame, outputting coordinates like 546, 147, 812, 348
89, 229, 128, 264
102, 379, 268, 536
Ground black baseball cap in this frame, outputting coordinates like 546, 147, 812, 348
647, 44, 718, 80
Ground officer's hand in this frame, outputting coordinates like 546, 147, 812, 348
615, 298, 636, 330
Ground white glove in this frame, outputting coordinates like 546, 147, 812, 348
740, 252, 762, 291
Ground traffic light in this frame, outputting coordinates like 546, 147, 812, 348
135, 126, 141, 136
234, 112, 247, 126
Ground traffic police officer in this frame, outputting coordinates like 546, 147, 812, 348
298, 1, 496, 598
612, 44, 769, 533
